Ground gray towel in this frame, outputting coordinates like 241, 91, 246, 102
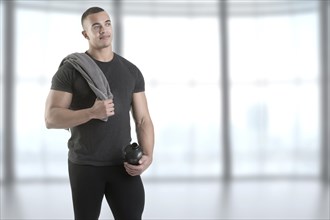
61, 53, 113, 121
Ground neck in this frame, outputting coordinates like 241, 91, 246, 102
87, 47, 114, 62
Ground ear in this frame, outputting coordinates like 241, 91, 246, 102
82, 31, 89, 40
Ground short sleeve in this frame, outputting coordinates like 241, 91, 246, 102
134, 67, 145, 93
50, 62, 75, 93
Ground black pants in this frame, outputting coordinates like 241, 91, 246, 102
68, 161, 145, 220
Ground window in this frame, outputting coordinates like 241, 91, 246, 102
229, 8, 320, 176
14, 8, 84, 179
0, 1, 323, 181
123, 16, 222, 178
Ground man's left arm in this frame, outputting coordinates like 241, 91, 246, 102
124, 92, 154, 176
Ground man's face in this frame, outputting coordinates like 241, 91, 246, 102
82, 11, 113, 49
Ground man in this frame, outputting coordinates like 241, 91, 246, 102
44, 6, 154, 220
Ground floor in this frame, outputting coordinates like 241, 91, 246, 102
1, 179, 329, 220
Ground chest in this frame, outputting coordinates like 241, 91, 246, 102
70, 64, 135, 111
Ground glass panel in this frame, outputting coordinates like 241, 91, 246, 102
14, 8, 85, 179
229, 13, 320, 82
124, 16, 222, 178
231, 83, 320, 176
229, 11, 320, 176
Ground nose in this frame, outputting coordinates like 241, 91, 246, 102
99, 26, 105, 34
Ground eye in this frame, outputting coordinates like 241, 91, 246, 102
105, 22, 111, 27
92, 25, 101, 31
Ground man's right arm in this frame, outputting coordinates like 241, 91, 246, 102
44, 90, 115, 129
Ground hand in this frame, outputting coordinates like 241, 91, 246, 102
90, 98, 115, 119
124, 155, 152, 176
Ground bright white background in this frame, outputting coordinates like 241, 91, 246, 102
0, 0, 323, 180
1, 1, 328, 220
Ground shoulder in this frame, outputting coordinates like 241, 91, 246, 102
55, 56, 82, 79
52, 62, 77, 83
115, 53, 135, 66
115, 53, 140, 74
59, 61, 75, 72
51, 59, 79, 92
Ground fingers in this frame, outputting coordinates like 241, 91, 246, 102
91, 98, 115, 119
124, 155, 151, 176
124, 162, 141, 176
104, 99, 115, 116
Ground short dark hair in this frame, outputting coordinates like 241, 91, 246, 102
81, 7, 105, 26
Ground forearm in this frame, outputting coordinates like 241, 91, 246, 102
136, 117, 154, 158
45, 107, 93, 129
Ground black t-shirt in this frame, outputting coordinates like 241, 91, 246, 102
51, 52, 145, 166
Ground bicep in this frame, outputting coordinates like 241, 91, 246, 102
45, 90, 72, 111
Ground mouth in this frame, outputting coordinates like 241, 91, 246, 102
100, 35, 110, 40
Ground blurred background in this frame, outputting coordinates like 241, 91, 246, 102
0, 0, 329, 219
